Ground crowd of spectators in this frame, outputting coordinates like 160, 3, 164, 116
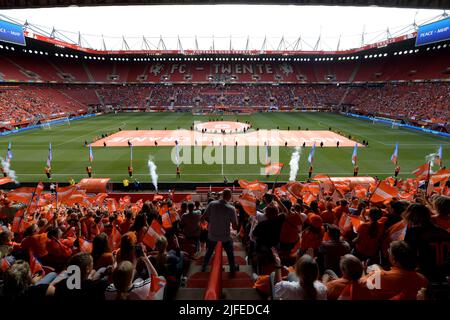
0, 82, 448, 127
0, 175, 448, 301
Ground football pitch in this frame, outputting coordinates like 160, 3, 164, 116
0, 112, 448, 184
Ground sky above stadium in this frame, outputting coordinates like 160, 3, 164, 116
0, 5, 446, 51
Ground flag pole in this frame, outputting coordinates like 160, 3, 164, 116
367, 180, 382, 203
271, 165, 284, 194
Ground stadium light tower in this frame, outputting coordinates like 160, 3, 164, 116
245, 36, 250, 51
336, 34, 341, 51
101, 34, 107, 51
360, 25, 366, 47
195, 35, 199, 51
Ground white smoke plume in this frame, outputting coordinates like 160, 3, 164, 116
147, 158, 158, 191
1, 157, 18, 184
289, 147, 302, 181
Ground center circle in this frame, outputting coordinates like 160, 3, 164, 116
194, 121, 251, 134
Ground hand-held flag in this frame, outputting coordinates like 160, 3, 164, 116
390, 143, 398, 164
307, 143, 316, 164
436, 145, 442, 167
351, 143, 358, 166
89, 144, 94, 163
46, 143, 52, 167
6, 142, 12, 161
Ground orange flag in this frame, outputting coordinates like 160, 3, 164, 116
265, 162, 284, 175
238, 192, 257, 216
0, 177, 12, 185
370, 181, 398, 203
284, 181, 304, 199
110, 225, 122, 250
7, 187, 38, 203
143, 220, 165, 249
412, 163, 431, 180
78, 237, 93, 253
430, 168, 450, 185
238, 179, 268, 192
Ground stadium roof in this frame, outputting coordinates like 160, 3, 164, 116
0, 0, 448, 9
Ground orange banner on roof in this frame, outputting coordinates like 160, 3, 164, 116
77, 178, 111, 193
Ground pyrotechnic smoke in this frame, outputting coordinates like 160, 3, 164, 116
147, 158, 158, 191
289, 147, 301, 181
1, 157, 18, 184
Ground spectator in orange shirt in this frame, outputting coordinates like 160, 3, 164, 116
44, 228, 72, 268
353, 207, 384, 262
120, 209, 135, 234
129, 213, 148, 244
333, 200, 349, 223
300, 215, 324, 254
432, 195, 450, 231
92, 233, 114, 270
322, 254, 364, 300
320, 201, 336, 225
280, 206, 304, 252
20, 225, 48, 259
362, 241, 428, 300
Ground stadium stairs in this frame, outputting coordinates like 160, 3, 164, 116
175, 234, 263, 300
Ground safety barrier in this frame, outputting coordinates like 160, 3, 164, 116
203, 241, 223, 300
343, 112, 450, 138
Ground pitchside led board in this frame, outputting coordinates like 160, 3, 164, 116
416, 17, 450, 46
0, 20, 26, 46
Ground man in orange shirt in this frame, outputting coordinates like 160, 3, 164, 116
20, 225, 49, 259
333, 200, 349, 222
362, 240, 428, 300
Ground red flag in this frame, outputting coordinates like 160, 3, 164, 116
0, 258, 11, 272
238, 192, 257, 216
149, 274, 166, 293
29, 251, 44, 275
143, 220, 165, 249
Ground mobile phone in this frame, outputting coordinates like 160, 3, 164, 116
135, 245, 144, 258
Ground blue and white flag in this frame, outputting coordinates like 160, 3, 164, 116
46, 143, 52, 167
351, 143, 358, 166
6, 142, 12, 160
308, 143, 316, 164
89, 144, 94, 163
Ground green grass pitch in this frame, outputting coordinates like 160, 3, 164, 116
0, 112, 448, 184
